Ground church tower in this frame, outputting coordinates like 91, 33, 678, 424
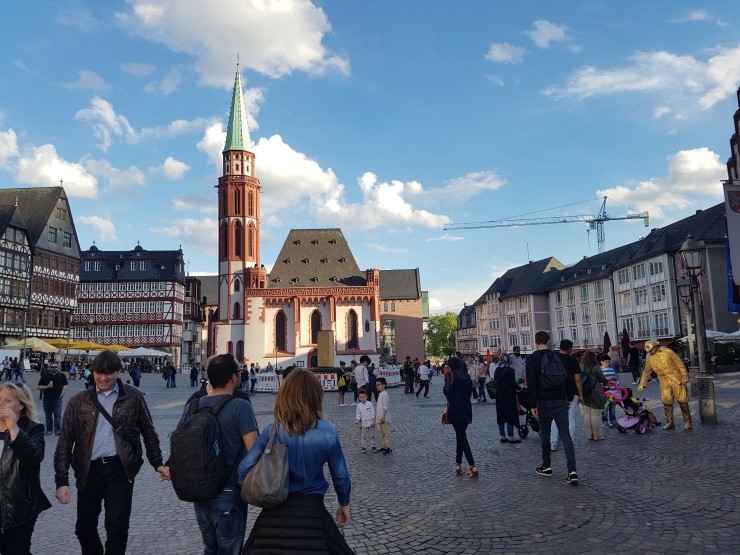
218, 64, 263, 324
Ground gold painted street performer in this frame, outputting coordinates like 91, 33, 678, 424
637, 340, 692, 430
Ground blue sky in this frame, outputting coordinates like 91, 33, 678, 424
1, 1, 738, 313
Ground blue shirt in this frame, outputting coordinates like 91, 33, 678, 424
91, 383, 119, 460
237, 419, 351, 506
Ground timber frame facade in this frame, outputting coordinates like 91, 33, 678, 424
0, 187, 81, 344
75, 244, 186, 365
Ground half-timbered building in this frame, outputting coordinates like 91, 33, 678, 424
0, 187, 81, 342
75, 244, 186, 364
0, 205, 33, 344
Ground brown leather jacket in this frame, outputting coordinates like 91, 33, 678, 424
54, 379, 163, 492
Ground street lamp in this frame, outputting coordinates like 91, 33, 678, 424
678, 235, 718, 424
676, 279, 697, 395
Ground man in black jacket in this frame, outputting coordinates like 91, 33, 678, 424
525, 331, 578, 485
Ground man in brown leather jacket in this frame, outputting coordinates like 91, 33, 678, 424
54, 350, 169, 555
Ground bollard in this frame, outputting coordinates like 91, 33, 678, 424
696, 373, 718, 424
688, 365, 699, 398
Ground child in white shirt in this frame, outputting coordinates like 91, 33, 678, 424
354, 389, 376, 453
375, 377, 392, 455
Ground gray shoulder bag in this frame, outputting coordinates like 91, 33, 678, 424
240, 423, 289, 508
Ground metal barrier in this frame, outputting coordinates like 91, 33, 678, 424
255, 372, 280, 392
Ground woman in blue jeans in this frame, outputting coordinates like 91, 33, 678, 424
443, 357, 478, 478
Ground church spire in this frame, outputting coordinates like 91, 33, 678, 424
223, 63, 251, 153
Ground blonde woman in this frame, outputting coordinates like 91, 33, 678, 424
238, 369, 353, 554
0, 383, 51, 553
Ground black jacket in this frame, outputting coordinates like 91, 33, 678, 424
0, 417, 52, 532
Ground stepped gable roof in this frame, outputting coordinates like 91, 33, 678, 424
551, 245, 631, 289
498, 257, 565, 300
268, 229, 366, 288
613, 202, 725, 266
199, 275, 219, 305
223, 65, 252, 153
81, 244, 185, 283
379, 269, 421, 300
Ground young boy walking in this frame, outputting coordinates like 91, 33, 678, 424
375, 377, 392, 455
354, 389, 377, 453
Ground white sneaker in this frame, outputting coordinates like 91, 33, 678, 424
350, 402, 357, 406
550, 444, 558, 451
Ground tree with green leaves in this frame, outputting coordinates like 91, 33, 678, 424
425, 312, 457, 358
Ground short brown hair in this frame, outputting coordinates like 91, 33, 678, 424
274, 368, 323, 435
92, 350, 123, 374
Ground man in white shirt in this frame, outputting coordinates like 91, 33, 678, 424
510, 346, 526, 383
354, 355, 370, 397
415, 360, 431, 398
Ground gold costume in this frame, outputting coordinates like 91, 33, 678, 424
638, 341, 692, 430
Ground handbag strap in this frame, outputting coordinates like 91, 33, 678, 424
264, 422, 282, 455
89, 387, 136, 448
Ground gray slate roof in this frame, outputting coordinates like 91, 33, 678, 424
497, 257, 565, 300
379, 269, 420, 300
80, 244, 186, 283
0, 205, 29, 239
267, 229, 366, 288
199, 275, 219, 306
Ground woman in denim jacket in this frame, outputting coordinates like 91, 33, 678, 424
238, 369, 353, 554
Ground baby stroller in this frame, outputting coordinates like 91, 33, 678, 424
515, 387, 539, 438
611, 387, 659, 434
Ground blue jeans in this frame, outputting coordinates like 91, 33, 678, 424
601, 404, 616, 423
498, 423, 514, 437
537, 400, 576, 472
477, 377, 487, 400
43, 397, 63, 433
194, 492, 248, 555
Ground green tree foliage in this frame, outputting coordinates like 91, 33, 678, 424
425, 312, 457, 358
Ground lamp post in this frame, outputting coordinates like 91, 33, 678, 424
678, 235, 718, 423
676, 280, 697, 396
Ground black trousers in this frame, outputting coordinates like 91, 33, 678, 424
0, 518, 36, 555
415, 380, 429, 397
76, 457, 134, 555
452, 421, 474, 466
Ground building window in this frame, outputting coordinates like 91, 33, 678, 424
555, 291, 562, 307
310, 310, 321, 344
56, 206, 67, 220
581, 305, 591, 324
390, 303, 395, 312
234, 221, 243, 259
651, 283, 666, 302
48, 227, 57, 243
654, 312, 669, 336
275, 311, 287, 352
621, 292, 632, 309
635, 288, 648, 308
567, 288, 575, 305
347, 310, 359, 350
596, 302, 607, 322
594, 280, 604, 299
632, 263, 646, 281
617, 269, 630, 285
94, 261, 100, 272
236, 340, 244, 363
84, 261, 91, 272
621, 317, 634, 335
235, 189, 242, 215
62, 232, 72, 247
139, 261, 146, 271
233, 302, 241, 319
649, 260, 664, 276
234, 279, 240, 292
579, 284, 589, 302
248, 191, 254, 216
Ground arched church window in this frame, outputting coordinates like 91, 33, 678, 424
234, 279, 241, 292
234, 221, 243, 259
235, 189, 242, 214
220, 223, 228, 258
275, 311, 287, 352
248, 191, 254, 216
236, 340, 244, 363
347, 310, 359, 350
310, 310, 321, 344
233, 302, 241, 320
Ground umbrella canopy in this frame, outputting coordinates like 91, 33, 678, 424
603, 332, 612, 353
620, 328, 630, 356
44, 337, 73, 347
677, 330, 728, 342
4, 337, 58, 353
105, 344, 133, 352
119, 347, 172, 358
485, 348, 492, 364
66, 340, 110, 351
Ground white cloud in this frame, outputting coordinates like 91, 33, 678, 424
426, 234, 464, 242
144, 67, 182, 95
596, 147, 725, 220
197, 122, 227, 169
140, 117, 220, 140
84, 159, 145, 194
118, 0, 349, 87
62, 70, 111, 91
79, 215, 118, 241
670, 10, 708, 23
486, 75, 504, 87
485, 43, 525, 64
120, 62, 155, 77
15, 144, 98, 197
654, 106, 671, 119
171, 193, 216, 213
0, 129, 19, 168
150, 217, 218, 254
369, 243, 408, 254
161, 156, 191, 180
408, 171, 506, 208
545, 46, 740, 117
526, 20, 569, 48
75, 97, 137, 151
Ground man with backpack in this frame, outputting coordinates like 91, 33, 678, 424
526, 331, 578, 485
169, 354, 258, 555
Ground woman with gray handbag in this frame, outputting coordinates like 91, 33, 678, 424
238, 368, 353, 554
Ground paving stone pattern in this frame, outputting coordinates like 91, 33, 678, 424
27, 372, 740, 554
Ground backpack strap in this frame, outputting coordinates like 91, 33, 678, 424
189, 394, 236, 417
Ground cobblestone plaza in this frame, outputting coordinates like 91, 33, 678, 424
29, 372, 740, 555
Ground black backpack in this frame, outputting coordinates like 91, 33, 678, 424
169, 395, 236, 502
539, 351, 568, 389
582, 370, 595, 396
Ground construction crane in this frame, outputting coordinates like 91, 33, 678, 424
444, 197, 649, 253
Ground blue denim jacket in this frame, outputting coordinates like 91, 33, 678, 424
237, 419, 351, 506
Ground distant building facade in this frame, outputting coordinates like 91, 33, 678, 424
75, 244, 186, 364
378, 269, 425, 363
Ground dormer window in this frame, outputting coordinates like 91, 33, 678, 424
292, 277, 300, 284
311, 239, 319, 245
321, 258, 328, 264
274, 277, 281, 283
311, 277, 319, 282
338, 257, 346, 263
293, 240, 301, 245
329, 239, 337, 244
284, 258, 291, 264
302, 258, 309, 264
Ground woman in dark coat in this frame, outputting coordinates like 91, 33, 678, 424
0, 382, 52, 554
443, 357, 478, 477
494, 353, 521, 444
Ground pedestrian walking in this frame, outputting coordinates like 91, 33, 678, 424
526, 331, 578, 485
54, 350, 169, 555
493, 353, 521, 444
37, 362, 68, 435
443, 356, 477, 478
579, 351, 609, 441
